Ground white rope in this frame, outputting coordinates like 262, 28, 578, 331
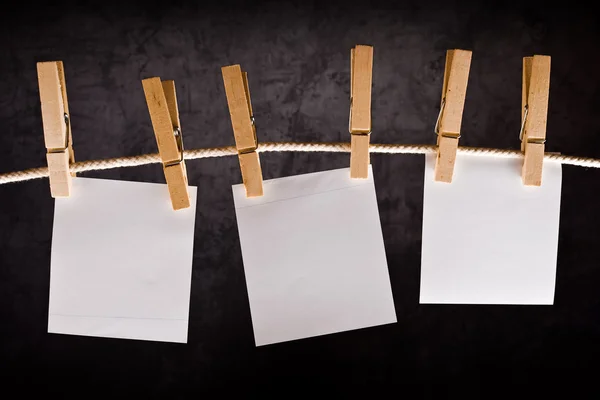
1, 142, 599, 185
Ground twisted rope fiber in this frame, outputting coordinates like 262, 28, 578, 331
1, 142, 600, 185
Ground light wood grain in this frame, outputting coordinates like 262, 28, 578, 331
523, 56, 550, 142
222, 65, 264, 197
238, 151, 263, 197
350, 134, 370, 179
162, 80, 181, 131
521, 55, 550, 186
37, 61, 74, 197
349, 45, 373, 179
142, 77, 190, 209
46, 151, 71, 197
163, 163, 190, 210
435, 49, 472, 183
142, 77, 181, 164
54, 62, 76, 173
222, 65, 257, 153
349, 45, 373, 133
522, 142, 545, 186
434, 136, 459, 183
439, 50, 472, 135
521, 57, 532, 152
37, 62, 67, 150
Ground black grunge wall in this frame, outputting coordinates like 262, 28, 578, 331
1, 1, 599, 396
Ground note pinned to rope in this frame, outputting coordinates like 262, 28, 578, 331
420, 154, 562, 305
48, 177, 197, 342
233, 166, 396, 346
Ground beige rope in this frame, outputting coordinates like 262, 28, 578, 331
1, 142, 599, 185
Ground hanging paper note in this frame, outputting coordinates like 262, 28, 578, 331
48, 177, 197, 343
420, 154, 562, 305
233, 166, 396, 346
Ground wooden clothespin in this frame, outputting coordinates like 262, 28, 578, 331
349, 45, 373, 179
222, 64, 264, 197
37, 61, 75, 197
521, 55, 551, 186
434, 49, 472, 183
142, 77, 191, 210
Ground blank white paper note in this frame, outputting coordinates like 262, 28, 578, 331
48, 177, 197, 343
233, 166, 396, 346
420, 154, 562, 305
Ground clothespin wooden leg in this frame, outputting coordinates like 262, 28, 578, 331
238, 151, 263, 197
435, 135, 459, 182
349, 45, 373, 179
434, 49, 472, 183
142, 77, 191, 210
521, 55, 551, 186
222, 64, 264, 197
350, 134, 370, 179
37, 61, 75, 197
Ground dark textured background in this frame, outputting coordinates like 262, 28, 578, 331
1, 1, 600, 396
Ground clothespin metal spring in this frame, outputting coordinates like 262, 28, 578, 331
164, 127, 184, 167
46, 113, 71, 154
518, 105, 546, 145
434, 98, 462, 140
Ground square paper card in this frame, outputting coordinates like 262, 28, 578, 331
420, 154, 562, 305
48, 177, 197, 343
233, 166, 396, 346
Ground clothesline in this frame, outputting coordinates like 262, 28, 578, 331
1, 142, 600, 185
